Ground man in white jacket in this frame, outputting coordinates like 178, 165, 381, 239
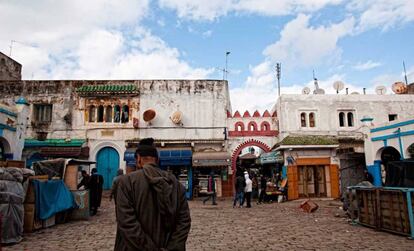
244, 171, 253, 208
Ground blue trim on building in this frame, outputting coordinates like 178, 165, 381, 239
0, 108, 17, 118
382, 139, 387, 147
0, 123, 16, 132
371, 119, 414, 133
16, 97, 29, 105
367, 160, 382, 186
372, 130, 414, 142
282, 166, 287, 179
361, 117, 373, 122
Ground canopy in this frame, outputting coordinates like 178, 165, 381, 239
159, 148, 192, 167
192, 151, 231, 167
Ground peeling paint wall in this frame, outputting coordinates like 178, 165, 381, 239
0, 52, 21, 81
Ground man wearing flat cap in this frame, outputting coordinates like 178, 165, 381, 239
114, 138, 191, 251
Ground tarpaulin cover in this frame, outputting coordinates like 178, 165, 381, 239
385, 160, 414, 187
0, 168, 24, 244
33, 179, 77, 220
33, 158, 66, 179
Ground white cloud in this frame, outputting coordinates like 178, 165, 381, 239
158, 0, 344, 21
263, 14, 355, 68
0, 0, 213, 80
353, 60, 382, 71
348, 0, 414, 31
202, 30, 213, 38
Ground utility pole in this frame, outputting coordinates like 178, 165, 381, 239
403, 60, 409, 85
224, 51, 230, 80
276, 63, 281, 96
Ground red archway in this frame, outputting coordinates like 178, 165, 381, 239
231, 139, 271, 172
221, 139, 271, 197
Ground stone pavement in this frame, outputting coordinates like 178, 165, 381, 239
4, 195, 413, 251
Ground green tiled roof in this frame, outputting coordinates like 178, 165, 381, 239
25, 138, 86, 147
76, 84, 138, 94
278, 135, 339, 146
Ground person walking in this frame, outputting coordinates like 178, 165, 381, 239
114, 138, 191, 251
233, 172, 246, 208
89, 168, 104, 216
244, 171, 253, 208
257, 175, 267, 204
110, 169, 124, 204
203, 171, 217, 205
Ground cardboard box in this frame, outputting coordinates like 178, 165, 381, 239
70, 190, 90, 220
64, 165, 79, 190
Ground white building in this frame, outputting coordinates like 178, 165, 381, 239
363, 118, 414, 186
275, 93, 414, 199
0, 98, 29, 160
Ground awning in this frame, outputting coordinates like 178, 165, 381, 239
39, 147, 89, 158
158, 149, 192, 167
192, 151, 231, 167
124, 149, 136, 167
259, 151, 284, 164
25, 139, 86, 147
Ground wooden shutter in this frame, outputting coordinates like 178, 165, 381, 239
287, 165, 299, 200
330, 164, 340, 199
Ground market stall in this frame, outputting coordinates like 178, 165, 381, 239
192, 151, 231, 198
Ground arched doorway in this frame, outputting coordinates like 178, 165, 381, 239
96, 147, 120, 190
221, 139, 271, 197
378, 146, 401, 184
0, 137, 11, 161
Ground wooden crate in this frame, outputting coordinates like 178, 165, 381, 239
356, 188, 377, 228
23, 203, 42, 233
64, 165, 78, 190
354, 187, 414, 238
378, 189, 414, 236
24, 175, 49, 203
0, 160, 25, 168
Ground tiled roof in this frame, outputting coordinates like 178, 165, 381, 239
278, 135, 339, 146
76, 84, 138, 94
25, 138, 86, 147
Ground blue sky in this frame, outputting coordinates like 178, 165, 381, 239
1, 0, 413, 112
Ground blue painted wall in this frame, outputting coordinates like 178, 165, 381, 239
367, 160, 382, 186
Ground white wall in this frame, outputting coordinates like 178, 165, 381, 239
277, 94, 414, 139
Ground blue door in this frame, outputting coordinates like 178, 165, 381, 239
96, 147, 119, 190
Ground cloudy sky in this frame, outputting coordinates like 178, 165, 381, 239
1, 0, 413, 112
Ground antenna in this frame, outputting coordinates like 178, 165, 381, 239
276, 63, 281, 97
224, 51, 230, 80
403, 61, 408, 85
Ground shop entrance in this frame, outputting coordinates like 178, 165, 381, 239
96, 147, 119, 190
298, 165, 327, 198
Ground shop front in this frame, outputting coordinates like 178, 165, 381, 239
158, 148, 193, 199
192, 151, 231, 198
257, 151, 284, 178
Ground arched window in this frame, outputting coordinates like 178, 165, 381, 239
309, 113, 315, 128
97, 105, 104, 122
248, 122, 257, 131
347, 112, 354, 127
300, 112, 307, 127
114, 105, 121, 123
339, 112, 345, 127
88, 105, 96, 122
121, 105, 129, 123
261, 122, 270, 131
105, 106, 112, 122
235, 122, 244, 131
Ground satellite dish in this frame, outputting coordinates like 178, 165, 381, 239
333, 81, 345, 93
302, 87, 311, 95
314, 88, 325, 94
170, 110, 183, 125
392, 81, 407, 94
375, 86, 387, 95
143, 109, 156, 122
351, 91, 360, 95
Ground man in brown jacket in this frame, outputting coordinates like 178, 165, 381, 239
114, 138, 191, 251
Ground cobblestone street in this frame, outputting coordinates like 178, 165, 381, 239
4, 194, 413, 251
